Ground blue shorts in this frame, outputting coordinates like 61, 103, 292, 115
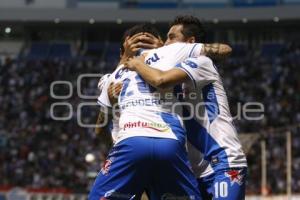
198, 167, 247, 200
89, 136, 201, 200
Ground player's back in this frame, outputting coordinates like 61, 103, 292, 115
99, 42, 204, 144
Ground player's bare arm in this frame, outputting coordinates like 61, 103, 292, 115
124, 56, 188, 89
107, 82, 123, 105
95, 110, 113, 146
123, 42, 230, 89
95, 83, 119, 145
95, 110, 110, 135
95, 82, 122, 133
201, 43, 232, 60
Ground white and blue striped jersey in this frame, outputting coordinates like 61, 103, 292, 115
176, 56, 247, 177
97, 73, 120, 144
97, 42, 203, 144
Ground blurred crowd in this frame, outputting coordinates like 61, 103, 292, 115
0, 42, 299, 194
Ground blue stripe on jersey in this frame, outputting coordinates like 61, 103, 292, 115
160, 112, 186, 146
135, 74, 156, 93
188, 44, 198, 57
175, 63, 197, 88
202, 83, 220, 123
183, 107, 229, 170
120, 78, 131, 102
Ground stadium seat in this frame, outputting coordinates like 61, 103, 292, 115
85, 42, 106, 57
182, 0, 228, 8
77, 0, 120, 8
283, 0, 300, 4
104, 42, 121, 66
27, 42, 51, 59
126, 0, 178, 8
232, 44, 248, 57
49, 43, 72, 59
233, 0, 278, 7
261, 43, 284, 57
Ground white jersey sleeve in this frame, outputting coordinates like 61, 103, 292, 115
176, 56, 218, 88
98, 73, 111, 92
96, 71, 122, 144
170, 42, 203, 58
187, 43, 203, 58
97, 64, 127, 113
97, 79, 112, 113
155, 42, 203, 61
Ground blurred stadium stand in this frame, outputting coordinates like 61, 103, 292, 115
0, 41, 23, 59
260, 43, 284, 57
2, 0, 300, 9
0, 0, 300, 199
233, 0, 278, 7
1, 0, 300, 23
26, 43, 72, 60
103, 42, 121, 66
0, 29, 300, 195
49, 43, 72, 59
181, 0, 228, 8
27, 43, 50, 59
84, 42, 106, 57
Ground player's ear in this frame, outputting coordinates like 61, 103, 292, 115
186, 36, 196, 44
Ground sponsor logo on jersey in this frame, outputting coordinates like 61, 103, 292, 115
123, 121, 170, 132
225, 169, 244, 186
120, 98, 166, 110
146, 53, 160, 65
101, 159, 112, 175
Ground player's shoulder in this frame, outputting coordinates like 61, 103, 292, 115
145, 43, 180, 56
108, 64, 126, 81
157, 42, 187, 51
152, 43, 189, 57
155, 42, 199, 53
165, 42, 190, 48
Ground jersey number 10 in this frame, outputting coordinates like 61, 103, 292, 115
214, 181, 228, 198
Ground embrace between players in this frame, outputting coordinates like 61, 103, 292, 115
90, 15, 247, 200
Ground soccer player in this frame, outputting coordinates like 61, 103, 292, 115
90, 24, 205, 200
93, 24, 233, 200
124, 16, 248, 200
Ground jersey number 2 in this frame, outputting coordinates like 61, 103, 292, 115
120, 75, 155, 102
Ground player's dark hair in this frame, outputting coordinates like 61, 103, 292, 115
120, 23, 161, 54
170, 15, 206, 43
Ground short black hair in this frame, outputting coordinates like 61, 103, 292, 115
120, 23, 161, 54
170, 15, 206, 43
